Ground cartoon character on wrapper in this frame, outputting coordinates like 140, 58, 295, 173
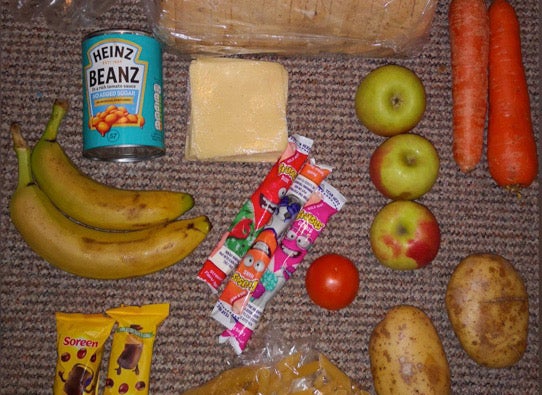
253, 215, 314, 306
220, 228, 278, 314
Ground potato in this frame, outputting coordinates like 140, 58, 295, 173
369, 305, 451, 395
445, 253, 528, 368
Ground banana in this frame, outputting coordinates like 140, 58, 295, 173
9, 124, 211, 279
30, 99, 194, 231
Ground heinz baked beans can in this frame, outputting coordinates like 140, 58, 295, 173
82, 30, 164, 162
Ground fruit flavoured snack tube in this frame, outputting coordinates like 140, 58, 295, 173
219, 181, 346, 354
263, 158, 332, 238
103, 304, 170, 395
211, 159, 332, 328
211, 227, 278, 328
53, 312, 115, 395
198, 134, 313, 291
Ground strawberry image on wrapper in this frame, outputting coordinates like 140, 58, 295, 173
219, 181, 346, 354
211, 159, 332, 329
198, 134, 313, 291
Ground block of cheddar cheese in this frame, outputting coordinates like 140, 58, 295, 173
185, 57, 289, 162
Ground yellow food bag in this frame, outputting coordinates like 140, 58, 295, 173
53, 312, 115, 395
103, 304, 170, 395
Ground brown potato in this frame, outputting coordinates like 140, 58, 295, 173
445, 253, 528, 368
369, 305, 451, 395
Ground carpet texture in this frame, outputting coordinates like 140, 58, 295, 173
0, 0, 539, 393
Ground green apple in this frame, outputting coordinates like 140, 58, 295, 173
355, 64, 426, 137
369, 200, 440, 270
370, 133, 440, 200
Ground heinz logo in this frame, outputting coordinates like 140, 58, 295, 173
63, 336, 99, 348
86, 41, 145, 88
90, 43, 136, 63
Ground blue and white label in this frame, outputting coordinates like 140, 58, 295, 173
82, 31, 164, 159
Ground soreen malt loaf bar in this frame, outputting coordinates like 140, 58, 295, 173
151, 0, 437, 56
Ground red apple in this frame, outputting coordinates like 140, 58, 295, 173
369, 201, 440, 270
370, 133, 440, 200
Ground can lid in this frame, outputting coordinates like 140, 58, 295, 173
83, 29, 153, 41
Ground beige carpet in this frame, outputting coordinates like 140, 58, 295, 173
1, 0, 539, 393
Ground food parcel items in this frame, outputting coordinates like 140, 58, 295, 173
211, 160, 332, 330
220, 181, 347, 354
198, 134, 313, 290
186, 57, 289, 162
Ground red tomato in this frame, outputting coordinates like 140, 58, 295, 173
305, 254, 359, 310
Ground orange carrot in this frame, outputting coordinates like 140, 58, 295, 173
448, 0, 489, 173
487, 0, 538, 189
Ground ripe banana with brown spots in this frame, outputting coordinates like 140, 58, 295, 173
9, 124, 211, 280
30, 99, 194, 231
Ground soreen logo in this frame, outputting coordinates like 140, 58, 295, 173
63, 336, 99, 348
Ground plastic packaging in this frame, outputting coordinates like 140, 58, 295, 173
211, 159, 332, 329
103, 304, 170, 395
185, 57, 289, 162
219, 181, 347, 354
8, 0, 116, 31
149, 0, 438, 57
198, 134, 313, 291
181, 333, 369, 394
53, 312, 115, 395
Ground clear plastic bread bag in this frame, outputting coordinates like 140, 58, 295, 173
146, 0, 438, 57
8, 0, 116, 31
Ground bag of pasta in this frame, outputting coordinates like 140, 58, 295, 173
182, 335, 369, 395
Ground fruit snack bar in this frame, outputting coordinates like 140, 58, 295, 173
219, 181, 347, 354
53, 312, 115, 395
198, 134, 313, 291
211, 159, 332, 329
103, 304, 169, 395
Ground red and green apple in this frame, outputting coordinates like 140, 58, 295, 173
370, 133, 440, 200
355, 64, 426, 137
369, 200, 440, 270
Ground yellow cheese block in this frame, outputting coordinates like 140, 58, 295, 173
185, 57, 289, 162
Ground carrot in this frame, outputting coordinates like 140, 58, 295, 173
448, 0, 490, 173
487, 0, 538, 189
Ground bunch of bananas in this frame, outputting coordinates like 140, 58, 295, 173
9, 100, 211, 280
